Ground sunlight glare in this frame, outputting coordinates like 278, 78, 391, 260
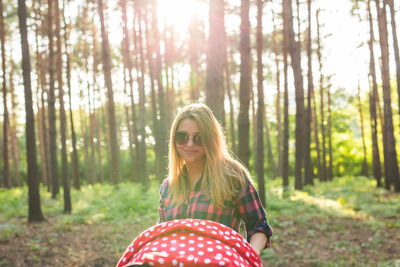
158, 0, 206, 33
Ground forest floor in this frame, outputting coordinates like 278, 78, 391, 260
1, 176, 400, 267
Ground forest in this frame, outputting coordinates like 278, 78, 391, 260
0, 0, 400, 266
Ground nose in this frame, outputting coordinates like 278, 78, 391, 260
186, 136, 195, 146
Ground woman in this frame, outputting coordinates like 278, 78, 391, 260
158, 103, 272, 256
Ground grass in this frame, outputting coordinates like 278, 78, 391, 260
1, 176, 399, 266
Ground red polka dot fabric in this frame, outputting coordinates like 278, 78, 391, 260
116, 219, 262, 267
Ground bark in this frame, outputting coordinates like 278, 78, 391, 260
282, 6, 290, 188
316, 9, 327, 182
375, 0, 400, 191
367, 0, 382, 187
327, 82, 333, 180
63, 2, 80, 190
9, 59, 20, 186
0, 0, 11, 188
386, 0, 400, 119
18, 0, 45, 222
304, 0, 314, 185
238, 0, 251, 169
48, 0, 60, 197
206, 0, 226, 126
357, 83, 369, 177
134, 3, 149, 185
225, 45, 236, 155
272, 10, 282, 178
283, 0, 304, 189
98, 0, 121, 183
55, 0, 71, 212
256, 0, 265, 206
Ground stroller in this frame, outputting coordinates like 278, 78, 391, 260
116, 219, 262, 267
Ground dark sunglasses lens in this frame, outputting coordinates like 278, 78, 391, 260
175, 132, 188, 145
193, 135, 202, 146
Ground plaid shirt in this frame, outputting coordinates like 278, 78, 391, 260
158, 175, 272, 248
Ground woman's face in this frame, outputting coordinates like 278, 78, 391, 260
175, 118, 205, 165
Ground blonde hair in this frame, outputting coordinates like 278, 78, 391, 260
168, 103, 250, 207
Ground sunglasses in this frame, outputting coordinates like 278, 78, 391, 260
174, 131, 202, 146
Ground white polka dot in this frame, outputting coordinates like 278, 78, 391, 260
189, 240, 195, 244
162, 237, 168, 241
204, 258, 211, 264
161, 243, 167, 248
236, 242, 241, 248
215, 253, 223, 259
216, 240, 221, 244
179, 263, 184, 267
212, 230, 217, 235
226, 251, 232, 256
188, 255, 194, 261
207, 241, 213, 245
168, 223, 173, 226
234, 260, 239, 265
189, 233, 195, 236
161, 223, 167, 227
216, 245, 222, 250
144, 232, 150, 237
189, 247, 195, 251
158, 258, 165, 264
130, 247, 134, 252
172, 259, 178, 265
219, 261, 226, 266
245, 252, 250, 257
180, 236, 186, 240
180, 220, 185, 224
199, 228, 204, 231
207, 248, 213, 252
179, 243, 186, 248
198, 243, 204, 248
186, 223, 192, 227
171, 240, 177, 244
224, 245, 231, 250
172, 233, 177, 237
201, 221, 206, 225
198, 251, 204, 256
122, 257, 126, 262
198, 237, 204, 241
161, 251, 169, 257
225, 231, 230, 235
139, 241, 143, 245
194, 222, 199, 226
207, 225, 212, 229
148, 262, 154, 266
153, 241, 159, 245
179, 251, 185, 255
170, 247, 176, 251
151, 247, 157, 251
213, 226, 218, 230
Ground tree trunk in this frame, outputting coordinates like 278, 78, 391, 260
375, 0, 400, 192
272, 10, 282, 178
256, 0, 265, 203
55, 0, 71, 213
0, 0, 11, 188
225, 46, 236, 155
238, 0, 251, 169
304, 0, 314, 186
63, 1, 80, 190
316, 9, 327, 182
47, 0, 60, 197
283, 0, 304, 190
134, 2, 149, 185
282, 5, 290, 189
18, 0, 45, 222
327, 82, 333, 180
9, 59, 20, 187
357, 83, 369, 177
386, 0, 400, 120
98, 0, 121, 184
206, 0, 226, 126
367, 0, 382, 187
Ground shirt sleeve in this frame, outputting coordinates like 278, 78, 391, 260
158, 178, 169, 224
235, 176, 273, 248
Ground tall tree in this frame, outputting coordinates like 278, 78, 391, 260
357, 82, 369, 177
0, 0, 11, 188
55, 0, 71, 212
282, 5, 290, 189
283, 0, 305, 189
9, 59, 20, 187
386, 0, 400, 117
316, 8, 327, 182
375, 0, 400, 192
367, 0, 382, 187
48, 0, 60, 197
304, 0, 314, 185
206, 0, 226, 126
225, 44, 237, 155
18, 0, 45, 222
63, 0, 80, 190
98, 0, 121, 183
238, 0, 251, 169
